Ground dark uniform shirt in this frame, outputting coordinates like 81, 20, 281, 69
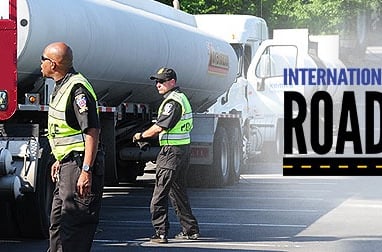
155, 87, 182, 130
52, 68, 100, 133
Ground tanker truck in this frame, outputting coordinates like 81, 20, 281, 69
0, 0, 243, 238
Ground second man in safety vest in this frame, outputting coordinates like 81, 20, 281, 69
133, 67, 199, 243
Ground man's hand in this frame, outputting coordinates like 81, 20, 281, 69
77, 171, 92, 198
133, 132, 142, 142
51, 160, 60, 183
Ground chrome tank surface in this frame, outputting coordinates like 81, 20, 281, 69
17, 0, 237, 110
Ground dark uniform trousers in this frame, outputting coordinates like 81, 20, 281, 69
48, 151, 104, 252
150, 145, 199, 235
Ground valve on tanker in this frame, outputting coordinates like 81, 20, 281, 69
173, 0, 180, 9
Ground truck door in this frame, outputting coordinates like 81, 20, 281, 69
246, 44, 299, 157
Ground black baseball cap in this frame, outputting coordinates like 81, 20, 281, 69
150, 67, 177, 81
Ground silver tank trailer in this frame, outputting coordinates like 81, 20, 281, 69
17, 0, 238, 111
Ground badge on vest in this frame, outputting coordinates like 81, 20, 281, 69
75, 94, 88, 113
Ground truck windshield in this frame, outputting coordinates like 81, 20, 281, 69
255, 45, 298, 78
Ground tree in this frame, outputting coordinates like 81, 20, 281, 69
155, 0, 381, 36
156, 0, 257, 15
269, 0, 343, 34
271, 0, 382, 34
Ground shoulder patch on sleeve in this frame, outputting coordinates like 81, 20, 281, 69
162, 103, 174, 115
75, 93, 88, 113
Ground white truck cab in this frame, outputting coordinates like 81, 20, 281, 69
195, 15, 344, 161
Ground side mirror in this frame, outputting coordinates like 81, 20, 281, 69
220, 96, 227, 105
257, 78, 265, 91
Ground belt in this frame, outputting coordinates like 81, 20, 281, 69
60, 151, 84, 164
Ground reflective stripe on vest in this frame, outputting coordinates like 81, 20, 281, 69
158, 91, 193, 146
48, 73, 98, 161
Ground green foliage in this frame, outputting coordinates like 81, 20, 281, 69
156, 0, 257, 15
270, 0, 343, 34
155, 0, 381, 35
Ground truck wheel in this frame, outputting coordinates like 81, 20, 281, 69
15, 138, 55, 238
228, 127, 242, 184
209, 126, 230, 187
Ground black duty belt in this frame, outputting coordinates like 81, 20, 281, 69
60, 151, 84, 164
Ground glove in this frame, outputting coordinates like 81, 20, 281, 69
133, 132, 149, 151
133, 132, 143, 142
137, 141, 150, 151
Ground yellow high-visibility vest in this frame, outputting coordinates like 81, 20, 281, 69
48, 73, 98, 161
158, 91, 193, 146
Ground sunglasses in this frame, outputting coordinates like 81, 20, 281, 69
41, 55, 54, 62
156, 79, 171, 84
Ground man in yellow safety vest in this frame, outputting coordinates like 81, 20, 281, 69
133, 67, 199, 243
42, 42, 104, 252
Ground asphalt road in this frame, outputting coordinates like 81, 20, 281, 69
2, 158, 382, 252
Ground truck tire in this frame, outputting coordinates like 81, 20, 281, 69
228, 126, 242, 185
209, 126, 230, 187
15, 138, 55, 238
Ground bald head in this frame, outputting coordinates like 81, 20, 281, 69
44, 42, 73, 71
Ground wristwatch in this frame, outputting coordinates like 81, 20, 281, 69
82, 164, 91, 173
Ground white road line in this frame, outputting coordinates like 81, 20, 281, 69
101, 205, 319, 212
104, 188, 331, 194
102, 194, 324, 201
189, 188, 332, 192
99, 220, 307, 228
93, 239, 303, 249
